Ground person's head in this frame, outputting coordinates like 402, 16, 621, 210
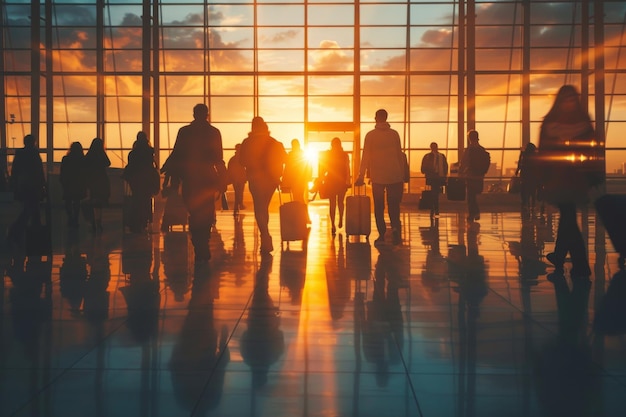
134, 131, 149, 149
193, 103, 209, 121
235, 143, 241, 152
430, 142, 439, 152
89, 137, 104, 152
545, 85, 589, 123
23, 134, 36, 148
555, 84, 580, 110
375, 109, 388, 123
524, 142, 537, 153
291, 139, 301, 150
331, 137, 342, 150
68, 141, 83, 156
467, 130, 479, 145
250, 116, 269, 134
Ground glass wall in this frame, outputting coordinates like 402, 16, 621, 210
2, 0, 625, 187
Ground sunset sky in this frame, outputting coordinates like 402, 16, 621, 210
2, 0, 625, 173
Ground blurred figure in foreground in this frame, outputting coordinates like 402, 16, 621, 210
538, 85, 603, 280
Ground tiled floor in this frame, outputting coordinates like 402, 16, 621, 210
1, 196, 626, 417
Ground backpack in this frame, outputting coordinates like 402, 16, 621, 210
475, 146, 491, 175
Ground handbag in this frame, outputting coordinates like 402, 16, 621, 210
507, 176, 521, 193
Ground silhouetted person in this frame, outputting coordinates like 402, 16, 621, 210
516, 142, 540, 218
123, 131, 158, 233
355, 109, 405, 245
319, 137, 350, 236
240, 254, 284, 388
162, 103, 224, 263
459, 130, 490, 222
420, 141, 448, 218
84, 137, 111, 234
60, 142, 87, 229
281, 138, 311, 205
239, 116, 287, 254
539, 85, 600, 279
227, 143, 247, 216
8, 134, 46, 245
0, 147, 9, 192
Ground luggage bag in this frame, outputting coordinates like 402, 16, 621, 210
279, 191, 309, 249
161, 191, 188, 231
446, 177, 466, 201
419, 189, 434, 210
345, 185, 371, 238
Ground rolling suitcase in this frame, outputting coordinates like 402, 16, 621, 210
419, 189, 434, 210
446, 177, 466, 201
161, 190, 188, 231
279, 190, 309, 249
345, 185, 371, 238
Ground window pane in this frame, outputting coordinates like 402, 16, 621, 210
308, 49, 354, 72
258, 5, 304, 26
259, 97, 304, 121
258, 50, 304, 72
360, 49, 405, 71
259, 76, 304, 95
258, 27, 304, 48
308, 6, 354, 26
308, 27, 354, 48
308, 97, 353, 121
210, 76, 254, 95
361, 5, 406, 26
361, 27, 408, 48
308, 76, 353, 95
210, 97, 254, 122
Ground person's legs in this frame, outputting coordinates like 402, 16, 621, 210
432, 185, 441, 216
558, 203, 590, 277
337, 189, 346, 228
329, 194, 337, 234
70, 199, 80, 227
386, 182, 404, 244
188, 189, 217, 263
467, 182, 480, 221
371, 183, 386, 241
249, 180, 275, 252
233, 182, 244, 213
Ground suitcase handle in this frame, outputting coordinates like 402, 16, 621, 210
352, 184, 368, 196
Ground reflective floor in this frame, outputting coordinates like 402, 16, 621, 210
1, 196, 626, 417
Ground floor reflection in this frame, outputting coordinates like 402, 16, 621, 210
2, 200, 626, 416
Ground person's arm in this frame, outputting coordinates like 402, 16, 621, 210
443, 154, 449, 177
355, 136, 370, 185
420, 154, 429, 175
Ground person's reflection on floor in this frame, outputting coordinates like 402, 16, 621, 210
451, 222, 487, 417
169, 262, 229, 414
59, 231, 88, 317
83, 238, 111, 325
120, 234, 160, 343
240, 254, 284, 389
325, 235, 351, 320
422, 218, 447, 292
7, 256, 52, 360
535, 271, 599, 417
363, 245, 407, 387
509, 217, 547, 283
229, 214, 251, 287
280, 247, 307, 306
163, 231, 191, 302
